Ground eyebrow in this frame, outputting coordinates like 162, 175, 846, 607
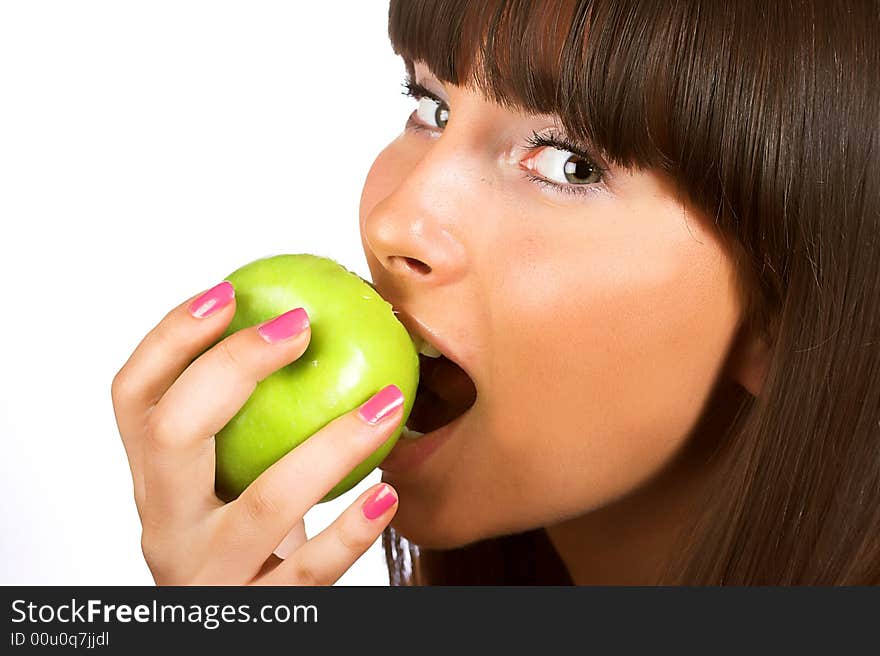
402, 76, 448, 106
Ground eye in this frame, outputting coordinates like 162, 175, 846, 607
522, 147, 603, 186
403, 79, 606, 198
415, 96, 449, 129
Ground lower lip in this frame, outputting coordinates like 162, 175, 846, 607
379, 410, 470, 474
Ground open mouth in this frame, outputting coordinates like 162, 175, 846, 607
403, 338, 477, 438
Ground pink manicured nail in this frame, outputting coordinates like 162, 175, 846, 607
362, 484, 397, 520
257, 307, 310, 343
189, 281, 234, 318
358, 385, 404, 424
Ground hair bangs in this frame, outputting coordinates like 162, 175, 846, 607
387, 0, 685, 172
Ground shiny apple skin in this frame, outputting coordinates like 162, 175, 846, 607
214, 254, 419, 502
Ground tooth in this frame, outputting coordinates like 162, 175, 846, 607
402, 426, 425, 439
418, 340, 443, 358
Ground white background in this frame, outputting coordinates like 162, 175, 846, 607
0, 1, 412, 585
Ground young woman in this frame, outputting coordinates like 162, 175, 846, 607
111, 0, 879, 585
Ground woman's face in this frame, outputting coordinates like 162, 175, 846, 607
358, 60, 744, 548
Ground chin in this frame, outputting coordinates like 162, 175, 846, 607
387, 502, 486, 550
387, 491, 550, 551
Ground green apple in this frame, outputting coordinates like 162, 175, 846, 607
213, 253, 419, 503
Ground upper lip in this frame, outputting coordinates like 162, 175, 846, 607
394, 308, 475, 383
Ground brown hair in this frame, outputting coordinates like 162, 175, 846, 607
381, 0, 879, 585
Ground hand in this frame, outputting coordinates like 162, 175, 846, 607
111, 281, 402, 585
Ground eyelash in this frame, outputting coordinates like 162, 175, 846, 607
401, 80, 607, 199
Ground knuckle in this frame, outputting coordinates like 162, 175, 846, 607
286, 561, 320, 587
145, 409, 177, 450
140, 531, 156, 562
340, 414, 384, 456
110, 369, 136, 407
140, 521, 191, 584
148, 311, 197, 358
148, 316, 179, 351
335, 520, 371, 555
240, 483, 281, 525
140, 528, 167, 571
215, 338, 247, 375
141, 539, 183, 585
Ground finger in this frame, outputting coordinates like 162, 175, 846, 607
217, 385, 404, 574
144, 306, 312, 524
111, 281, 237, 508
256, 483, 398, 586
274, 519, 307, 559
255, 553, 284, 579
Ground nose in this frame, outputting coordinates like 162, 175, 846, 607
362, 140, 470, 286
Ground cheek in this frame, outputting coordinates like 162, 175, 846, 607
487, 208, 742, 518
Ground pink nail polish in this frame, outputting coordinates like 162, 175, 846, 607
362, 484, 397, 520
257, 307, 310, 343
358, 385, 403, 424
189, 281, 235, 318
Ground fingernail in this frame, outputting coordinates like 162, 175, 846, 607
189, 281, 235, 318
273, 522, 306, 560
358, 385, 404, 424
362, 484, 397, 520
257, 307, 310, 344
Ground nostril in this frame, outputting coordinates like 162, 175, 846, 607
402, 256, 432, 275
